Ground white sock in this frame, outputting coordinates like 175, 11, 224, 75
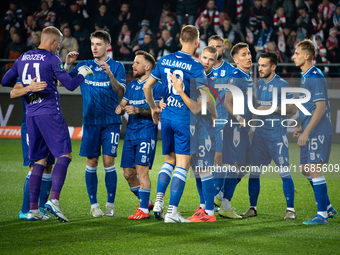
140, 208, 149, 213
106, 202, 114, 208
156, 192, 164, 203
216, 190, 223, 200
251, 206, 257, 211
51, 199, 59, 206
167, 205, 177, 215
287, 207, 295, 212
31, 209, 39, 214
318, 211, 328, 218
327, 204, 332, 210
200, 204, 206, 209
91, 203, 100, 209
222, 198, 231, 211
205, 209, 214, 216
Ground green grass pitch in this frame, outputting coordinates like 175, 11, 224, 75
0, 139, 339, 254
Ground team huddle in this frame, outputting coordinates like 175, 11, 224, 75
1, 25, 337, 225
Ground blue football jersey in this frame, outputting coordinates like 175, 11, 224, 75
299, 66, 332, 135
69, 57, 126, 125
151, 51, 206, 124
213, 60, 235, 120
256, 74, 294, 137
123, 78, 163, 140
226, 68, 254, 132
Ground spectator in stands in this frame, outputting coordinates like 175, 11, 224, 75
164, 13, 181, 39
195, 0, 223, 33
154, 28, 178, 61
273, 6, 286, 30
4, 32, 27, 70
311, 11, 326, 37
176, 0, 197, 26
227, 0, 251, 40
112, 3, 136, 38
59, 26, 79, 62
326, 27, 338, 62
2, 0, 24, 35
278, 24, 293, 60
271, 0, 295, 21
34, 1, 57, 31
223, 38, 234, 63
249, 0, 270, 34
333, 4, 340, 28
131, 20, 153, 50
132, 33, 156, 57
28, 31, 41, 50
61, 0, 86, 32
92, 3, 112, 33
24, 15, 37, 47
318, 0, 335, 25
152, 3, 172, 36
267, 40, 290, 75
117, 23, 133, 61
254, 17, 275, 61
313, 34, 330, 73
292, 4, 315, 39
0, 26, 18, 58
304, 0, 318, 14
217, 18, 239, 45
73, 19, 91, 60
199, 17, 215, 45
96, 0, 117, 17
59, 20, 69, 33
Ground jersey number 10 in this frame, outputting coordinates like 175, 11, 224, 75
164, 68, 184, 95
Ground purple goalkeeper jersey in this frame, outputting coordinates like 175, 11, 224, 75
1, 48, 84, 117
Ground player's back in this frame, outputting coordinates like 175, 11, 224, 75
300, 66, 332, 135
256, 74, 293, 137
17, 49, 62, 117
151, 51, 205, 124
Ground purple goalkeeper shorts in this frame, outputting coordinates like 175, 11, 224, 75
26, 114, 72, 161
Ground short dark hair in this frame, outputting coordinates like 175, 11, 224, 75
135, 50, 156, 69
203, 46, 218, 60
90, 30, 111, 45
260, 51, 279, 65
296, 39, 315, 60
208, 35, 224, 44
230, 42, 249, 57
180, 25, 199, 43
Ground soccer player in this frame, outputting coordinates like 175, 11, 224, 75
10, 78, 54, 220
219, 42, 253, 219
115, 51, 163, 220
1, 26, 93, 222
174, 46, 218, 222
292, 39, 337, 225
65, 30, 126, 217
241, 51, 297, 220
208, 35, 236, 208
143, 25, 206, 223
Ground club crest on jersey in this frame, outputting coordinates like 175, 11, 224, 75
318, 135, 324, 144
268, 85, 273, 92
190, 125, 195, 136
278, 157, 284, 165
111, 146, 116, 154
221, 70, 226, 77
205, 135, 211, 152
310, 152, 315, 161
141, 155, 147, 163
282, 135, 288, 148
233, 127, 240, 147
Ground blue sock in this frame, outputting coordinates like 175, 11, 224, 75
248, 174, 260, 208
105, 166, 117, 204
201, 172, 215, 211
21, 172, 31, 213
312, 176, 328, 215
213, 171, 226, 196
130, 185, 140, 199
280, 171, 295, 208
223, 167, 239, 201
139, 189, 151, 210
307, 176, 331, 209
169, 167, 188, 207
194, 171, 204, 205
85, 165, 98, 205
156, 163, 174, 202
39, 173, 52, 208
